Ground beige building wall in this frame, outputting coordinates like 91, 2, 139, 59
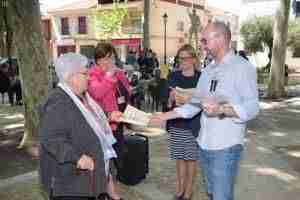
49, 8, 99, 59
148, 1, 206, 63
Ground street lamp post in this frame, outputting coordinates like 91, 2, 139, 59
163, 13, 168, 65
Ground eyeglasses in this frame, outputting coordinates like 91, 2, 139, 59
78, 71, 88, 77
201, 32, 220, 45
178, 56, 194, 61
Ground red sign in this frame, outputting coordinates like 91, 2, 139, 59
111, 38, 141, 47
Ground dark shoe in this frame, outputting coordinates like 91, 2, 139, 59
98, 193, 108, 200
173, 194, 183, 200
105, 193, 124, 200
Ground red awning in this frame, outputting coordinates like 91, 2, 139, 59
111, 38, 141, 47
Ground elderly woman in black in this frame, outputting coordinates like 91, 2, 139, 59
39, 53, 121, 200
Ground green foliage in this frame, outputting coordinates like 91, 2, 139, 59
287, 20, 300, 52
241, 16, 300, 57
93, 1, 128, 39
256, 68, 269, 84
240, 16, 274, 53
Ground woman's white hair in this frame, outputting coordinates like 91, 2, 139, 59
55, 53, 88, 82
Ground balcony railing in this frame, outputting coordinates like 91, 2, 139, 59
121, 25, 142, 34
98, 0, 141, 4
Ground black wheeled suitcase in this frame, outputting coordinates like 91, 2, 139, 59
117, 133, 149, 185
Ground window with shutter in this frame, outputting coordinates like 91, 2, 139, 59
78, 16, 87, 34
61, 17, 69, 35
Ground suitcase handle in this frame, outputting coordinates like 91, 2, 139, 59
129, 133, 149, 145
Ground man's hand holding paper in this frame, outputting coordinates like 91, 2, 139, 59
174, 87, 195, 106
199, 95, 239, 118
120, 105, 167, 136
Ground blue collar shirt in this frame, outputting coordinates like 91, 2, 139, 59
174, 52, 259, 150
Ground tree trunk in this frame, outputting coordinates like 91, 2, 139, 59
143, 0, 150, 50
267, 0, 290, 98
0, 31, 5, 56
0, 2, 6, 56
6, 0, 49, 150
3, 4, 13, 67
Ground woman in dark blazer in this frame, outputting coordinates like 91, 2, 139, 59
39, 53, 122, 200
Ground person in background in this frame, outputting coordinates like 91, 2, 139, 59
112, 48, 124, 69
88, 42, 131, 200
173, 55, 180, 71
144, 49, 155, 75
126, 50, 137, 66
39, 53, 121, 200
152, 52, 160, 69
150, 21, 259, 200
167, 44, 202, 200
284, 64, 289, 86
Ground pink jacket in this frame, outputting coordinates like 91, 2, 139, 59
88, 65, 131, 131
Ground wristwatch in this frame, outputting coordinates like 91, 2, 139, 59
218, 105, 226, 119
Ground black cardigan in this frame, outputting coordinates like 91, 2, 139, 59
39, 88, 106, 197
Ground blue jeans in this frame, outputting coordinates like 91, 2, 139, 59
199, 144, 243, 200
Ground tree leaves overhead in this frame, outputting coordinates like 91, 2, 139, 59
241, 15, 300, 55
287, 20, 300, 52
93, 1, 128, 39
240, 16, 274, 53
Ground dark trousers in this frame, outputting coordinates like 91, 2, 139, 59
112, 125, 125, 172
51, 194, 107, 200
52, 197, 94, 200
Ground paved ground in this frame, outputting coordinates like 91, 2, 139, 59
236, 96, 300, 200
1, 86, 300, 200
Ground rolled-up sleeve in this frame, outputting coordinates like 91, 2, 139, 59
232, 64, 259, 123
174, 104, 201, 119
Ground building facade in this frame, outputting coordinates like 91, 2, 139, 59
46, 0, 238, 63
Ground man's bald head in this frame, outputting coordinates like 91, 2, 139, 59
205, 21, 231, 45
201, 21, 232, 62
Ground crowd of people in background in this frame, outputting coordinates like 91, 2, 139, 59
0, 60, 22, 106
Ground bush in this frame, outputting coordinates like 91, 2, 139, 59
257, 69, 268, 84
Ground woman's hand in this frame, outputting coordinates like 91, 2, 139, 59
109, 111, 123, 122
168, 88, 176, 108
77, 154, 94, 171
175, 93, 192, 106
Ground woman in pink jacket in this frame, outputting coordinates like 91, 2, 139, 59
88, 42, 131, 200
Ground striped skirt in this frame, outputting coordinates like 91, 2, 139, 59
168, 127, 199, 161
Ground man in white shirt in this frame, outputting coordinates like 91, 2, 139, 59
150, 21, 259, 200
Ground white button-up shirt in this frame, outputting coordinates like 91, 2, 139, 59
175, 52, 259, 150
